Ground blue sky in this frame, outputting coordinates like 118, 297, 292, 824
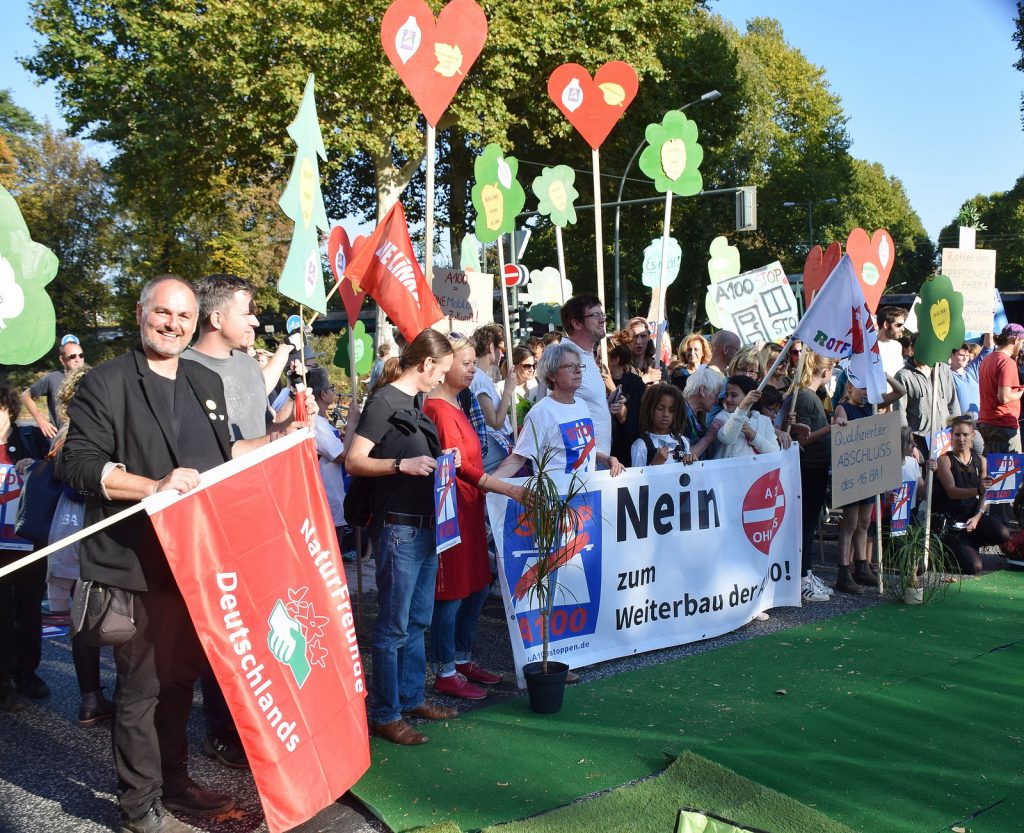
2, 0, 1021, 243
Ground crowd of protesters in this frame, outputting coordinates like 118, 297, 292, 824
3, 286, 1024, 830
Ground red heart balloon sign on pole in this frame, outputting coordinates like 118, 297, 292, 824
846, 227, 894, 314
381, 0, 488, 290
548, 61, 639, 363
327, 226, 367, 327
802, 241, 842, 310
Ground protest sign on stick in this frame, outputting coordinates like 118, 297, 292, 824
801, 241, 841, 311
705, 236, 741, 328
829, 410, 902, 508
709, 261, 799, 347
548, 60, 638, 362
431, 267, 494, 330
380, 0, 487, 281
0, 185, 58, 364
531, 165, 579, 297
845, 227, 893, 314
941, 247, 997, 334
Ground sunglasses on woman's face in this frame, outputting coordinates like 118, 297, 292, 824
519, 362, 536, 370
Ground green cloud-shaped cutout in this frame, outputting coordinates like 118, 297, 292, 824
471, 144, 526, 244
638, 110, 704, 196
0, 185, 58, 365
531, 165, 578, 228
912, 274, 966, 367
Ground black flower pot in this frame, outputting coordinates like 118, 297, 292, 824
523, 661, 568, 714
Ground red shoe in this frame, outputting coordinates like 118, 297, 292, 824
455, 661, 503, 685
434, 673, 487, 700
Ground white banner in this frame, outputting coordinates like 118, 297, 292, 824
486, 447, 803, 687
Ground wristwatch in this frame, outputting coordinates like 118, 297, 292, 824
393, 458, 402, 473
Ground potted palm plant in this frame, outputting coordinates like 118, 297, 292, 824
885, 523, 959, 605
511, 445, 588, 714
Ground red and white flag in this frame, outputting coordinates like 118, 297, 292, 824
793, 254, 887, 404
145, 431, 369, 833
344, 201, 444, 341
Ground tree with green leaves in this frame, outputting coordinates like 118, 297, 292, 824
0, 89, 41, 189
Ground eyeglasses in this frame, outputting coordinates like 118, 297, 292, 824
559, 363, 584, 373
583, 311, 606, 320
519, 362, 536, 370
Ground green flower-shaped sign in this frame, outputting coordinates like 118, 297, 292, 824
0, 185, 58, 364
638, 110, 704, 196
531, 165, 579, 228
471, 144, 526, 244
913, 274, 965, 367
334, 319, 374, 375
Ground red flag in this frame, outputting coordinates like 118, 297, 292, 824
145, 432, 369, 833
343, 202, 444, 341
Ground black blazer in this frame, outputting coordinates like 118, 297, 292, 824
57, 345, 232, 591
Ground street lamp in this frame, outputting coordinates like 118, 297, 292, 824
612, 89, 721, 329
782, 197, 838, 252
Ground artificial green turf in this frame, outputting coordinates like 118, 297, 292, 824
479, 752, 858, 833
352, 572, 1023, 833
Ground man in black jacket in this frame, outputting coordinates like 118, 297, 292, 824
58, 276, 274, 833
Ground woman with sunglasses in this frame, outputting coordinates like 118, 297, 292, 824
493, 341, 624, 480
930, 414, 1009, 574
498, 345, 540, 431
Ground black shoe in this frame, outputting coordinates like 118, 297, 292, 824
79, 689, 114, 727
202, 730, 249, 770
162, 778, 234, 817
853, 563, 880, 587
120, 800, 198, 833
13, 671, 49, 699
834, 569, 865, 595
0, 683, 27, 713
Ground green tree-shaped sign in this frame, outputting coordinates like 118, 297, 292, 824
531, 165, 579, 228
638, 110, 704, 196
334, 319, 374, 375
278, 74, 330, 314
471, 144, 526, 244
913, 274, 966, 366
0, 185, 57, 364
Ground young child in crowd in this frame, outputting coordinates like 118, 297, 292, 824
752, 384, 784, 427
712, 375, 780, 458
630, 383, 690, 466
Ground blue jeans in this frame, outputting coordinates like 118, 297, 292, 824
430, 584, 490, 675
370, 523, 438, 725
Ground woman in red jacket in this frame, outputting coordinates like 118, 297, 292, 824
423, 335, 526, 699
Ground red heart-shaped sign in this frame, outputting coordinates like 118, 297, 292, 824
380, 0, 488, 127
548, 61, 639, 150
328, 226, 367, 326
803, 241, 842, 308
846, 228, 894, 313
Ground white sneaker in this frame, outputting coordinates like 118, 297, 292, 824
752, 611, 770, 621
801, 575, 830, 602
808, 571, 834, 596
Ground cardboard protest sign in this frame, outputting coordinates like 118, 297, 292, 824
708, 261, 798, 345
912, 274, 966, 367
802, 241, 841, 310
327, 226, 367, 326
984, 453, 1024, 505
846, 228, 893, 313
547, 61, 639, 150
0, 185, 57, 364
704, 236, 740, 328
941, 247, 997, 334
277, 75, 330, 314
471, 144, 526, 244
890, 480, 917, 536
431, 266, 493, 328
638, 110, 704, 197
380, 0, 487, 127
830, 410, 903, 508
